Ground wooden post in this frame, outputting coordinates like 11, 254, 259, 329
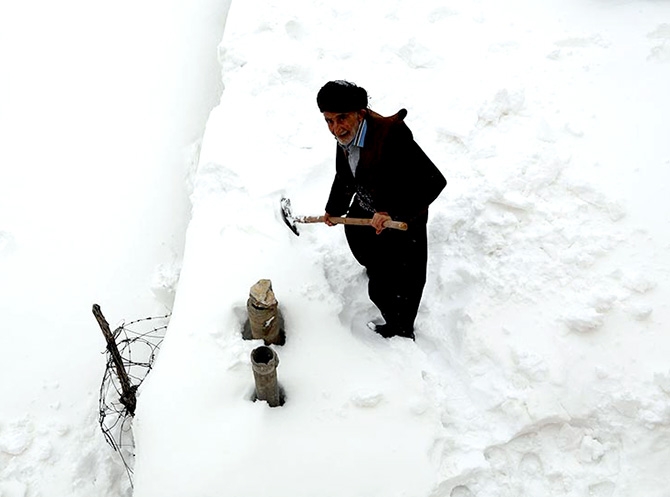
93, 304, 137, 416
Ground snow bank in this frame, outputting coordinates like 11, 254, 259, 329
128, 0, 670, 495
0, 1, 230, 495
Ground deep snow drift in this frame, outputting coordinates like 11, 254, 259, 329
2, 0, 670, 496
0, 1, 230, 496
133, 1, 670, 496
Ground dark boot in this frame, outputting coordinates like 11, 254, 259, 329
370, 322, 415, 341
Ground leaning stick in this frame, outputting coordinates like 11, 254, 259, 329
92, 304, 136, 415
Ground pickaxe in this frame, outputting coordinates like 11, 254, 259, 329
280, 197, 408, 236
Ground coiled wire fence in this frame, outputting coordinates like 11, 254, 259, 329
93, 304, 169, 487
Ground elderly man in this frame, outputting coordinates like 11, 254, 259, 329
317, 80, 446, 340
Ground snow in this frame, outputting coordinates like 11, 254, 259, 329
0, 0, 229, 495
3, 0, 670, 496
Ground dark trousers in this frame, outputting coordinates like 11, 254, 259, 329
345, 204, 428, 333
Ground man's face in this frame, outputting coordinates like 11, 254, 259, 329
322, 110, 365, 145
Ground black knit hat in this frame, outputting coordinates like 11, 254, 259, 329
316, 80, 368, 113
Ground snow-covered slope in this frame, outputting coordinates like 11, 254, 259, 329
0, 1, 230, 495
133, 1, 670, 496
3, 0, 669, 495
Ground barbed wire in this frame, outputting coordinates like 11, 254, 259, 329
97, 312, 170, 487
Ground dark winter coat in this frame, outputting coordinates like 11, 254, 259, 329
325, 108, 446, 223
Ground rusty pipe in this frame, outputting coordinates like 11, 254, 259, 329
251, 346, 283, 407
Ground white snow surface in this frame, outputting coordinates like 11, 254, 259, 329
4, 0, 670, 496
1, 0, 229, 495
134, 0, 670, 496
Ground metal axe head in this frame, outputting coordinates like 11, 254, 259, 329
280, 197, 300, 236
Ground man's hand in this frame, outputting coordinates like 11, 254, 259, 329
324, 212, 335, 226
371, 212, 391, 234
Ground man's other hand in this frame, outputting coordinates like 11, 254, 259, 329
371, 212, 391, 234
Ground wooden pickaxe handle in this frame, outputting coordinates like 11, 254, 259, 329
296, 216, 408, 231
